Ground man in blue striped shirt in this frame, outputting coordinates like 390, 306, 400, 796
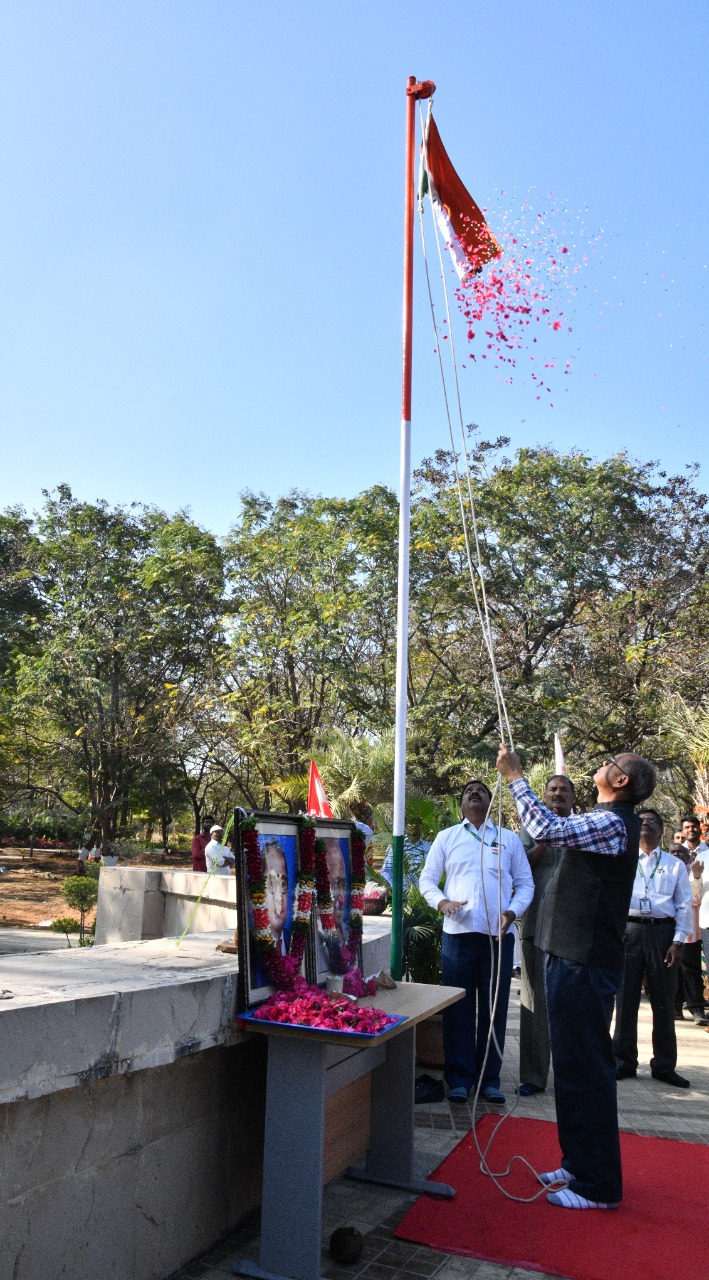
498, 745, 656, 1211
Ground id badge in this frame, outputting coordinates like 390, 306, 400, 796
639, 896, 652, 915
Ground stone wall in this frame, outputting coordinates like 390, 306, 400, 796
94, 868, 393, 977
0, 928, 390, 1280
1, 1040, 266, 1280
95, 868, 237, 945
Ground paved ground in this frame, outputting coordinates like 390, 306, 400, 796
0, 926, 68, 954
169, 980, 709, 1280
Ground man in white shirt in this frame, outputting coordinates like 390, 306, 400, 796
419, 780, 534, 1104
204, 824, 236, 876
613, 808, 693, 1086
679, 815, 709, 1025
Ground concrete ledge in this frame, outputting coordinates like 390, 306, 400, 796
95, 867, 238, 944
0, 933, 245, 1106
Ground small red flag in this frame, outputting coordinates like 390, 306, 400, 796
308, 760, 333, 818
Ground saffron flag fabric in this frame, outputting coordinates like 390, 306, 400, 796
308, 760, 333, 818
420, 115, 501, 280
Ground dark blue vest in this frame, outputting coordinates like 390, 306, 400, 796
535, 801, 641, 969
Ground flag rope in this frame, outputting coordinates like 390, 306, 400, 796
418, 102, 512, 748
418, 102, 557, 1204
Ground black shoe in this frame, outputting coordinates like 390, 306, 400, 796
516, 1082, 545, 1096
616, 1065, 637, 1080
651, 1069, 691, 1088
415, 1074, 445, 1104
674, 1010, 686, 1021
690, 1013, 709, 1026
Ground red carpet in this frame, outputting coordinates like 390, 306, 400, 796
395, 1116, 709, 1280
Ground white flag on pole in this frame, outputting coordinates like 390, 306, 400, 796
554, 732, 566, 775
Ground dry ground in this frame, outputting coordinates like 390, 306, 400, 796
0, 847, 193, 929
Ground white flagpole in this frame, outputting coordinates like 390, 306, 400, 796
391, 76, 435, 980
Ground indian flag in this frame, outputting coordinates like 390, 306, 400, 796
420, 115, 501, 280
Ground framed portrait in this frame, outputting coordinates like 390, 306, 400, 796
236, 811, 306, 1011
312, 819, 363, 983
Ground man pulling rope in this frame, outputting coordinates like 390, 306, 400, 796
497, 744, 657, 1210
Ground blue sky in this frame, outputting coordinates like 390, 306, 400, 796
1, 2, 707, 534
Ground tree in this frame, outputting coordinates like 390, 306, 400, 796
61, 875, 99, 940
407, 440, 709, 780
12, 488, 225, 842
219, 488, 398, 808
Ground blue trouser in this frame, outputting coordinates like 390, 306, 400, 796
441, 930, 514, 1092
544, 953, 623, 1204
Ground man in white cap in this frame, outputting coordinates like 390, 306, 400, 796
205, 824, 235, 876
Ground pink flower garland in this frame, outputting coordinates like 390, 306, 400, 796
242, 816, 315, 991
315, 826, 368, 976
250, 983, 396, 1035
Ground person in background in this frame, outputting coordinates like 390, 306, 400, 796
204, 824, 235, 876
76, 842, 90, 876
698, 850, 709, 1031
191, 814, 214, 873
419, 779, 533, 1106
381, 836, 431, 892
670, 842, 691, 866
613, 808, 692, 1087
678, 816, 709, 1025
498, 746, 656, 1211
517, 774, 576, 1097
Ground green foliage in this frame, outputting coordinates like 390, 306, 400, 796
62, 874, 99, 940
1, 445, 708, 835
51, 916, 81, 946
62, 875, 99, 913
51, 916, 80, 932
8, 487, 225, 840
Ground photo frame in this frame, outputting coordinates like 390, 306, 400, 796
312, 819, 363, 983
236, 811, 307, 1011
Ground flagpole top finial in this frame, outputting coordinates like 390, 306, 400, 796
407, 80, 435, 100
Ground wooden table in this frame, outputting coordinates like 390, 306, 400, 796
232, 982, 464, 1280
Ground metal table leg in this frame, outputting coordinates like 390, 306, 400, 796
347, 1027, 455, 1198
234, 1036, 328, 1280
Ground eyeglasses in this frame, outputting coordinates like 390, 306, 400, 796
603, 757, 626, 775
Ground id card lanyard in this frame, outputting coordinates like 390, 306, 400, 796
637, 851, 662, 914
466, 822, 500, 854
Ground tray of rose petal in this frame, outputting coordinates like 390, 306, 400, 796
236, 986, 407, 1042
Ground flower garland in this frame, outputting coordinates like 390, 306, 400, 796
242, 815, 315, 991
251, 982, 396, 1035
315, 826, 367, 976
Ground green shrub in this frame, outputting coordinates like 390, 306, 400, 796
51, 916, 81, 946
62, 875, 99, 939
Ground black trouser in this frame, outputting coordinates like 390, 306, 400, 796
519, 937, 551, 1089
680, 939, 706, 1014
613, 918, 677, 1075
544, 953, 623, 1204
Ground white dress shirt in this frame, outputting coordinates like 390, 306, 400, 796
628, 846, 693, 942
682, 842, 708, 939
205, 838, 235, 875
419, 819, 534, 937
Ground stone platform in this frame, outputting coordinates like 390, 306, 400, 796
0, 919, 394, 1280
